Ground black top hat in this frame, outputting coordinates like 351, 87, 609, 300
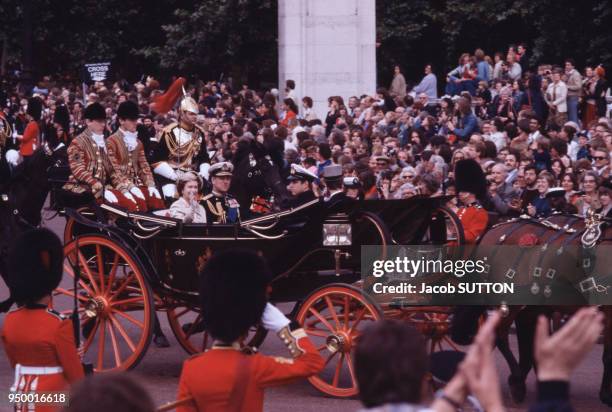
26, 97, 43, 121
83, 102, 106, 121
7, 228, 64, 306
117, 100, 140, 121
455, 159, 487, 199
200, 249, 271, 343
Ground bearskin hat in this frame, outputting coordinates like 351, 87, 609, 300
53, 104, 70, 131
200, 249, 271, 343
26, 97, 43, 121
117, 100, 140, 121
7, 228, 64, 305
455, 159, 487, 199
83, 102, 106, 121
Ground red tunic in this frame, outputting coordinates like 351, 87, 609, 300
20, 121, 39, 157
176, 328, 324, 412
457, 203, 489, 244
1, 305, 85, 412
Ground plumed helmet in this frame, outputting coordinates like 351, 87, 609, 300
200, 249, 271, 343
83, 102, 106, 121
7, 228, 64, 305
26, 97, 43, 121
117, 100, 140, 121
179, 96, 199, 115
455, 159, 488, 199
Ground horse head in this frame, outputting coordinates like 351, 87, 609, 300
231, 140, 290, 215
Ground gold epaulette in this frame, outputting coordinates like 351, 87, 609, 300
162, 123, 178, 134
202, 193, 213, 201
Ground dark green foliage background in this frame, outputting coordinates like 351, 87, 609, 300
2, 0, 611, 86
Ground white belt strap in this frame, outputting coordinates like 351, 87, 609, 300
11, 364, 63, 391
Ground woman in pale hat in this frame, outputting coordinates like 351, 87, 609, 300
169, 171, 207, 223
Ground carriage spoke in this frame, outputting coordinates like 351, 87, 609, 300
97, 319, 106, 370
343, 296, 349, 326
345, 352, 357, 389
348, 307, 367, 334
63, 263, 95, 296
96, 245, 105, 295
324, 296, 341, 330
83, 317, 99, 349
55, 287, 88, 302
78, 252, 100, 295
186, 314, 203, 338
324, 350, 338, 366
106, 253, 120, 295
106, 319, 122, 367
108, 313, 136, 352
308, 306, 336, 333
108, 274, 135, 301
111, 297, 145, 307
112, 309, 144, 329
303, 328, 330, 338
174, 307, 191, 319
332, 353, 344, 387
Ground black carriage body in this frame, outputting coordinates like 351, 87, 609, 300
65, 195, 456, 307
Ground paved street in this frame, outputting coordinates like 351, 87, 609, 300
0, 213, 609, 411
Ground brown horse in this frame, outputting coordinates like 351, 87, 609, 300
475, 213, 612, 405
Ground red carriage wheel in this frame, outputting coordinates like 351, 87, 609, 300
63, 207, 96, 245
167, 304, 267, 355
398, 307, 459, 353
295, 284, 382, 397
52, 235, 154, 372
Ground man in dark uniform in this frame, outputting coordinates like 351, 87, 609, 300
151, 91, 210, 200
455, 159, 489, 244
201, 162, 240, 224
283, 164, 318, 208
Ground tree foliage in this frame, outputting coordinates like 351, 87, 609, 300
3, 0, 611, 87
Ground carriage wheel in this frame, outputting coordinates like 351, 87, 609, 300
52, 235, 154, 372
63, 207, 97, 245
296, 284, 383, 397
398, 308, 459, 353
427, 205, 465, 245
167, 304, 268, 354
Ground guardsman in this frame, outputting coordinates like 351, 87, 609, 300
201, 162, 240, 224
106, 101, 164, 211
19, 97, 43, 166
151, 78, 210, 200
283, 164, 318, 208
455, 159, 489, 244
176, 250, 324, 412
62, 103, 139, 210
1, 229, 84, 411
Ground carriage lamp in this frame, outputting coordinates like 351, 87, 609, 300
323, 223, 352, 246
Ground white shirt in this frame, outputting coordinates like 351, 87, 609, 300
546, 81, 568, 113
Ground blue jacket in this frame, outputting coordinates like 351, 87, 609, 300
453, 113, 479, 141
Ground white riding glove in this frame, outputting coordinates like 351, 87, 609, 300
5, 149, 20, 166
123, 191, 136, 203
261, 303, 290, 333
153, 162, 178, 181
199, 163, 211, 180
161, 184, 177, 198
103, 190, 119, 204
130, 186, 145, 200
148, 186, 161, 199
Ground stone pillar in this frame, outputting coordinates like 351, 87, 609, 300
278, 0, 376, 119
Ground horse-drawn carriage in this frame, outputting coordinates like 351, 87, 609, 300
48, 192, 464, 398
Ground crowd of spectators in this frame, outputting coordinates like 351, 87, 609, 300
2, 45, 611, 222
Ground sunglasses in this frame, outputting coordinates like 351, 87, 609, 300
593, 156, 607, 161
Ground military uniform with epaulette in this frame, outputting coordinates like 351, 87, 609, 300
201, 162, 240, 224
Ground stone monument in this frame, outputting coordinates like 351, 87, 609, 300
278, 0, 376, 119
